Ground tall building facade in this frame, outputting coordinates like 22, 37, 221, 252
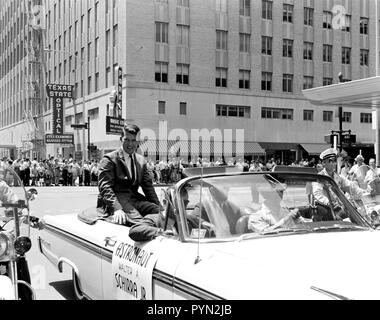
1, 0, 379, 163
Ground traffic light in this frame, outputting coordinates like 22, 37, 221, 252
88, 144, 97, 152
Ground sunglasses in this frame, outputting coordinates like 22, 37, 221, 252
326, 158, 337, 163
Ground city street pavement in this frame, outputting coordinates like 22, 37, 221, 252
26, 185, 167, 300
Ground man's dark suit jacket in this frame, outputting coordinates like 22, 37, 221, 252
97, 148, 160, 215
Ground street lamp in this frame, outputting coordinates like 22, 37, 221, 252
43, 48, 88, 161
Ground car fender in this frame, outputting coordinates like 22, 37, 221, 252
0, 275, 15, 300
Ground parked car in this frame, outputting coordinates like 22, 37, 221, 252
38, 167, 380, 300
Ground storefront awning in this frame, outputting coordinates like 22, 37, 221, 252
300, 143, 331, 155
244, 142, 265, 155
259, 142, 299, 151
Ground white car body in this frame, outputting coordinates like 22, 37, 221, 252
38, 170, 380, 300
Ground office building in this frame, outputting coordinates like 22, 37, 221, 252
0, 0, 379, 163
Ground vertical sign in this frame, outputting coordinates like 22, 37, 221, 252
116, 66, 123, 117
46, 84, 74, 135
52, 98, 63, 134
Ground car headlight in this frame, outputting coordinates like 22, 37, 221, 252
0, 233, 10, 259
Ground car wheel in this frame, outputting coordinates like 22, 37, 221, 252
72, 270, 86, 300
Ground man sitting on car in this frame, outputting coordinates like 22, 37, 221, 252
97, 123, 160, 226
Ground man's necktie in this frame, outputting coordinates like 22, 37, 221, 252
129, 154, 136, 183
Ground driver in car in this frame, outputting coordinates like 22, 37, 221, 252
248, 181, 307, 233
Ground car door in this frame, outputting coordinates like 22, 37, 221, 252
100, 229, 184, 300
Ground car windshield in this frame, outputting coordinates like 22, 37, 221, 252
178, 173, 370, 241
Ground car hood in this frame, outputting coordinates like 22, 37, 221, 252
175, 230, 380, 300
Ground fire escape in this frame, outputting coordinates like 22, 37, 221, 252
21, 0, 47, 158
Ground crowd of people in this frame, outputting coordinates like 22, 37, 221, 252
0, 156, 100, 187
1, 152, 378, 189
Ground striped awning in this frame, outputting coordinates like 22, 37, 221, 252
300, 143, 331, 155
244, 142, 265, 155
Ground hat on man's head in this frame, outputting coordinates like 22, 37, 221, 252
320, 148, 338, 161
355, 154, 365, 162
122, 123, 140, 135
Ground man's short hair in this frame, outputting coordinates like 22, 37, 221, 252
122, 123, 140, 136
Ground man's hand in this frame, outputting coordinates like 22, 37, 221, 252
113, 209, 128, 225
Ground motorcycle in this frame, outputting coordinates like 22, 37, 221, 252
0, 164, 43, 300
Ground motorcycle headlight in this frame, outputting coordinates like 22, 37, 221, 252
0, 233, 9, 259
14, 236, 32, 255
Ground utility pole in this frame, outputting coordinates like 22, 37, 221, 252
87, 116, 91, 161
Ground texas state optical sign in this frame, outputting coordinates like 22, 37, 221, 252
46, 84, 74, 135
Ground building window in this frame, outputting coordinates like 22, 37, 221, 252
261, 72, 272, 91
239, 0, 250, 16
342, 112, 351, 123
262, 36, 272, 55
283, 4, 293, 23
158, 101, 166, 114
180, 102, 187, 115
360, 113, 372, 123
283, 39, 293, 58
342, 47, 351, 65
155, 22, 168, 43
106, 67, 111, 87
217, 105, 251, 118
261, 107, 293, 120
216, 0, 227, 13
303, 76, 313, 89
216, 68, 227, 87
262, 0, 272, 20
323, 45, 332, 62
304, 7, 313, 26
303, 42, 313, 60
239, 33, 250, 53
239, 70, 250, 89
303, 110, 314, 121
323, 11, 332, 29
360, 49, 369, 66
177, 0, 189, 7
95, 72, 100, 91
360, 18, 369, 35
216, 30, 227, 50
283, 74, 293, 93
323, 78, 333, 86
177, 25, 189, 46
155, 62, 168, 83
342, 15, 351, 32
323, 111, 333, 122
88, 76, 92, 95
88, 107, 99, 120
176, 64, 189, 84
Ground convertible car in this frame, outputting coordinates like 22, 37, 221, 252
38, 167, 380, 300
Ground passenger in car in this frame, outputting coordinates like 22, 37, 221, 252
247, 181, 306, 233
312, 148, 369, 221
97, 123, 160, 226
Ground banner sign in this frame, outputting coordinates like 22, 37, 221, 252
46, 84, 74, 135
45, 134, 74, 145
106, 116, 125, 135
112, 235, 160, 300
